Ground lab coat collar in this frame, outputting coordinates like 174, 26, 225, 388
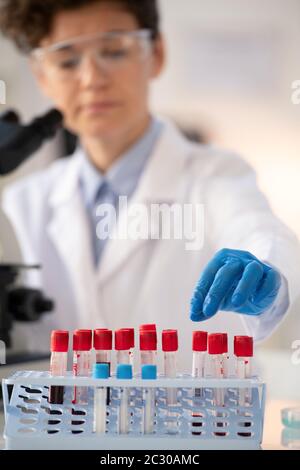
136, 117, 192, 202
78, 116, 164, 207
48, 117, 192, 208
48, 146, 83, 208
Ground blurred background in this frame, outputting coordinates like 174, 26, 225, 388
0, 0, 300, 408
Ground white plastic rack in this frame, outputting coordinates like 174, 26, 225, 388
2, 371, 265, 450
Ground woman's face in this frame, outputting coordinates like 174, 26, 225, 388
31, 2, 165, 140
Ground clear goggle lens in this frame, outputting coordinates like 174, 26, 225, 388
32, 30, 152, 78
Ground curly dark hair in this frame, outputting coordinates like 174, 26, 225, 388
0, 0, 160, 53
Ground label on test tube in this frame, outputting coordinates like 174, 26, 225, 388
115, 329, 132, 366
49, 330, 69, 405
192, 331, 207, 398
234, 336, 253, 407
162, 330, 178, 406
116, 364, 133, 435
94, 329, 112, 406
139, 330, 157, 365
208, 333, 225, 407
93, 363, 109, 434
141, 364, 157, 434
72, 329, 92, 405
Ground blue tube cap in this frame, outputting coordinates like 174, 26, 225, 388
92, 363, 110, 379
141, 364, 157, 380
116, 364, 133, 379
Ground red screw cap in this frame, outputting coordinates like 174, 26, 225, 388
139, 324, 156, 332
73, 329, 92, 351
120, 328, 135, 348
94, 329, 112, 350
115, 329, 132, 351
162, 330, 178, 352
234, 336, 253, 357
208, 333, 224, 354
222, 333, 228, 353
51, 330, 69, 353
139, 330, 157, 351
192, 331, 207, 352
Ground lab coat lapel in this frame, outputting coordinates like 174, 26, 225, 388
97, 120, 192, 286
47, 151, 99, 326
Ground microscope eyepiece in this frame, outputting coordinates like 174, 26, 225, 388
0, 108, 63, 175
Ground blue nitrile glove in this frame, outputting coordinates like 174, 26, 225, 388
190, 248, 282, 321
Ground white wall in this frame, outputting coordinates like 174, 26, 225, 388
153, 0, 300, 237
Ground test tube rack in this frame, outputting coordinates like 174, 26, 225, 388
2, 371, 266, 450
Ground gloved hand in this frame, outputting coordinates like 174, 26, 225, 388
190, 248, 282, 321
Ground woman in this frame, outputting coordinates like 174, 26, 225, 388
0, 0, 299, 370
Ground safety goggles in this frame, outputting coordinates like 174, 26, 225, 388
31, 29, 153, 80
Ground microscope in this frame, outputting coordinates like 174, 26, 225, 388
0, 108, 63, 359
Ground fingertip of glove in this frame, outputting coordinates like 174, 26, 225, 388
189, 310, 203, 322
231, 293, 244, 307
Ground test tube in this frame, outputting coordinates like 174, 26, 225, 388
139, 324, 156, 361
49, 330, 69, 405
141, 364, 157, 434
115, 329, 132, 366
92, 363, 109, 434
139, 330, 157, 365
222, 333, 229, 378
94, 329, 112, 365
234, 335, 253, 406
192, 330, 207, 398
72, 329, 92, 405
208, 333, 225, 407
120, 328, 135, 367
191, 331, 207, 435
162, 329, 178, 405
116, 364, 133, 434
94, 329, 112, 405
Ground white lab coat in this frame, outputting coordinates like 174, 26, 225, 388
2, 118, 300, 372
